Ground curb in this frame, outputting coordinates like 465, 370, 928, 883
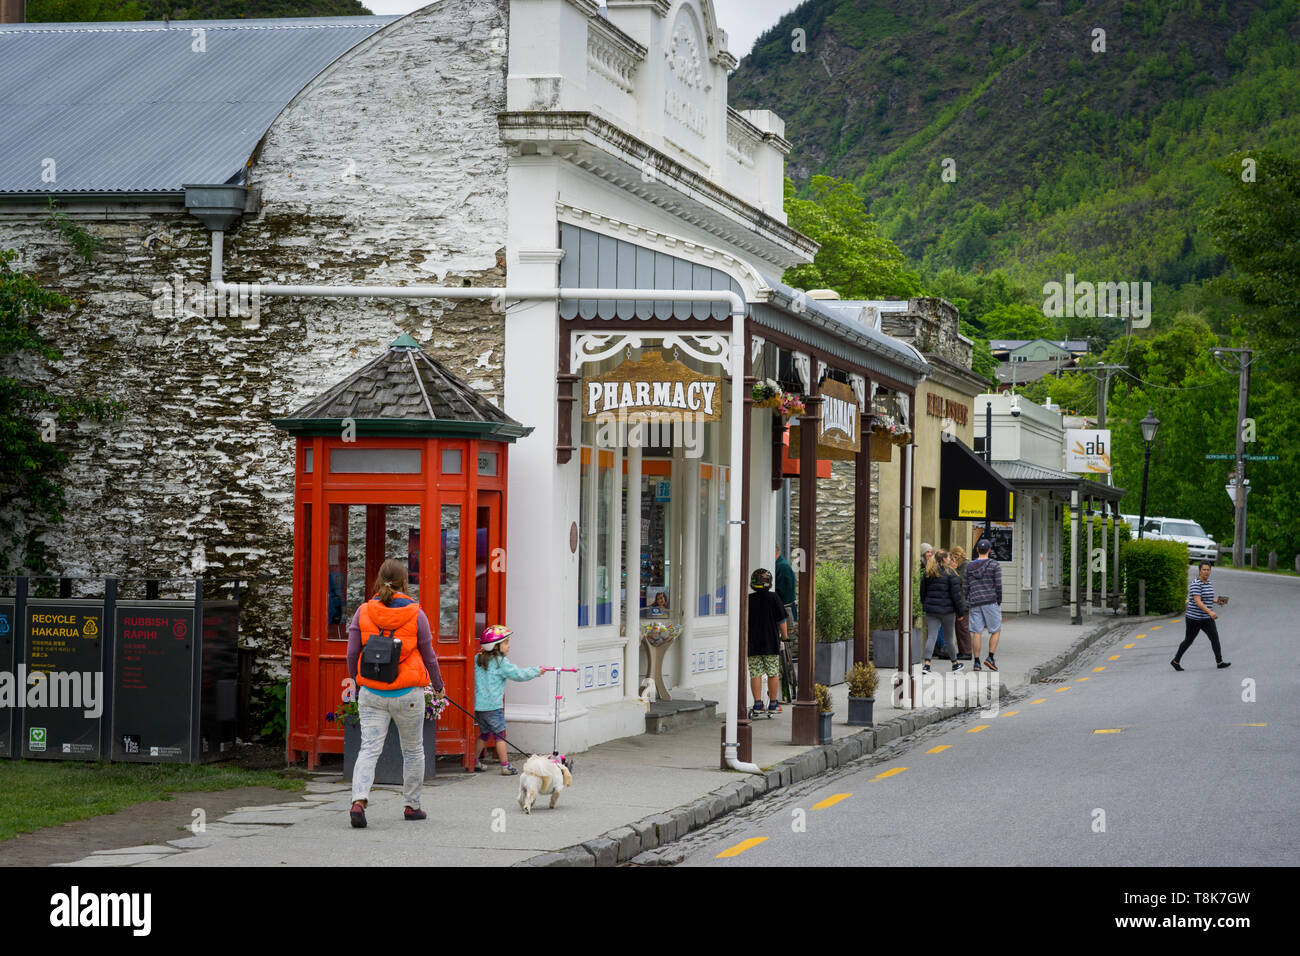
515, 613, 1154, 867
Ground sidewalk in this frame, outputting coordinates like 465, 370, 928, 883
55, 604, 1154, 868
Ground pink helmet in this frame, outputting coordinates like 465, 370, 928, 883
480, 625, 513, 648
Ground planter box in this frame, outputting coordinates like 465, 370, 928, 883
813, 639, 850, 686
343, 720, 438, 784
817, 711, 835, 744
869, 628, 924, 669
847, 696, 875, 727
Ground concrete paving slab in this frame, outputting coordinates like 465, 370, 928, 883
91, 844, 183, 855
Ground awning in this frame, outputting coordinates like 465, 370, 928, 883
940, 439, 1016, 520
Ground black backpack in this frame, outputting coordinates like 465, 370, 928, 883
360, 628, 403, 684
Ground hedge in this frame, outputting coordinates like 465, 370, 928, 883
1122, 539, 1190, 614
1062, 515, 1133, 591
815, 560, 855, 641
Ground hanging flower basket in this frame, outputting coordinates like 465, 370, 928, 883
752, 379, 806, 417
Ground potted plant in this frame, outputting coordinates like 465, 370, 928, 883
868, 557, 923, 669
846, 661, 878, 726
336, 685, 446, 783
814, 683, 834, 744
814, 561, 854, 686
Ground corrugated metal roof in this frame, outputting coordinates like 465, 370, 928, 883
992, 458, 1125, 498
0, 16, 396, 195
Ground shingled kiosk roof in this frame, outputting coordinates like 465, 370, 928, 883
274, 334, 531, 440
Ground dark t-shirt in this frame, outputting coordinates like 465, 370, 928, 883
747, 589, 788, 656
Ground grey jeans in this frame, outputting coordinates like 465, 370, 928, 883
351, 686, 425, 809
924, 613, 957, 661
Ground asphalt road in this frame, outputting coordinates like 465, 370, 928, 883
676, 566, 1300, 867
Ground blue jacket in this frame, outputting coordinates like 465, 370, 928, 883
474, 655, 542, 711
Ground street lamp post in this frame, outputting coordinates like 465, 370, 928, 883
1137, 407, 1160, 539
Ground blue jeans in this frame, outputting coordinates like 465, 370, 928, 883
351, 686, 425, 809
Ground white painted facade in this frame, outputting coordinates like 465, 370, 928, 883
500, 0, 812, 752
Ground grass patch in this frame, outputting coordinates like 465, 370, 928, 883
0, 761, 303, 842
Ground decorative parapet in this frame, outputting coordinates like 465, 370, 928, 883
726, 109, 761, 169
587, 17, 645, 95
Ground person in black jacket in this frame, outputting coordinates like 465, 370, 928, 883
919, 549, 966, 674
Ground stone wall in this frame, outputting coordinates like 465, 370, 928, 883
0, 0, 511, 674
880, 297, 970, 368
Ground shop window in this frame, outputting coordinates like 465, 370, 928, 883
577, 424, 618, 628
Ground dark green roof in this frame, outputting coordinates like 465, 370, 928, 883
273, 335, 531, 441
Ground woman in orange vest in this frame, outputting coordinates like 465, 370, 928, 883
346, 558, 444, 829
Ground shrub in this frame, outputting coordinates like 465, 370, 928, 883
1062, 514, 1132, 591
847, 661, 879, 699
1123, 539, 1190, 613
868, 557, 923, 630
814, 683, 833, 713
815, 560, 855, 642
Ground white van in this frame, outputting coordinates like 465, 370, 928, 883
1141, 517, 1217, 563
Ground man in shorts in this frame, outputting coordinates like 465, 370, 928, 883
964, 538, 1003, 672
748, 567, 789, 715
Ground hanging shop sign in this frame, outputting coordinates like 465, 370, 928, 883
788, 380, 862, 461
1065, 429, 1111, 474
583, 351, 722, 423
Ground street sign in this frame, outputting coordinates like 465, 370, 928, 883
1206, 453, 1278, 461
1205, 454, 1234, 460
1226, 483, 1252, 503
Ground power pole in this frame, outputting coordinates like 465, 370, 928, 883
1213, 347, 1254, 565
1083, 364, 1127, 487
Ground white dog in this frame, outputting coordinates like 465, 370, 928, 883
516, 754, 573, 814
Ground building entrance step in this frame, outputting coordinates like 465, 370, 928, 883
645, 699, 718, 735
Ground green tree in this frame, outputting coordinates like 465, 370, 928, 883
980, 302, 1058, 340
26, 0, 145, 19
0, 250, 119, 574
783, 176, 923, 299
1205, 149, 1300, 384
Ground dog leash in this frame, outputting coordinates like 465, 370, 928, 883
436, 693, 534, 760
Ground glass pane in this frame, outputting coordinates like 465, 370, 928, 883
439, 505, 460, 643
476, 451, 498, 476
442, 449, 462, 474
596, 450, 613, 626
384, 505, 420, 606
328, 505, 366, 641
330, 447, 421, 474
304, 448, 313, 473
697, 466, 711, 617
578, 451, 591, 627
715, 467, 727, 614
300, 503, 312, 640
476, 506, 490, 642
641, 475, 670, 618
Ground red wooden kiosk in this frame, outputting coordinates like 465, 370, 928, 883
274, 333, 531, 768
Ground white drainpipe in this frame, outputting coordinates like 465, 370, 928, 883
209, 231, 763, 775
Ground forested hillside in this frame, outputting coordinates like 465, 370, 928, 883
26, 0, 372, 21
730, 0, 1300, 328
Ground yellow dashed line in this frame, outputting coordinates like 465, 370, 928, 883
1093, 666, 1106, 672
1136, 634, 1146, 639
1239, 723, 1267, 727
717, 837, 767, 858
1109, 655, 1121, 660
1151, 625, 1162, 630
968, 724, 990, 733
926, 745, 951, 754
812, 793, 852, 810
1093, 729, 1123, 734
1030, 698, 1046, 704
1055, 686, 1071, 693
1000, 710, 1019, 717
873, 767, 907, 780
1124, 644, 1135, 649
1076, 677, 1090, 682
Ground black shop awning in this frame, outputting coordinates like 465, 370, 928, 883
940, 439, 1016, 521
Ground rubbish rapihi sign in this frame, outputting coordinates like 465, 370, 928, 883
583, 351, 722, 423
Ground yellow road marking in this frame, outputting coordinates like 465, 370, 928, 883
968, 724, 990, 733
1030, 698, 1046, 704
873, 767, 907, 780
1001, 710, 1019, 717
1076, 677, 1090, 682
717, 837, 767, 858
926, 745, 951, 754
1136, 634, 1146, 639
1109, 655, 1121, 660
1093, 729, 1123, 734
1124, 644, 1135, 649
1239, 723, 1267, 727
1055, 686, 1071, 693
1093, 666, 1106, 672
1151, 625, 1162, 630
812, 793, 852, 810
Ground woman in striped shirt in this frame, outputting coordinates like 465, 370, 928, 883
1171, 561, 1231, 671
